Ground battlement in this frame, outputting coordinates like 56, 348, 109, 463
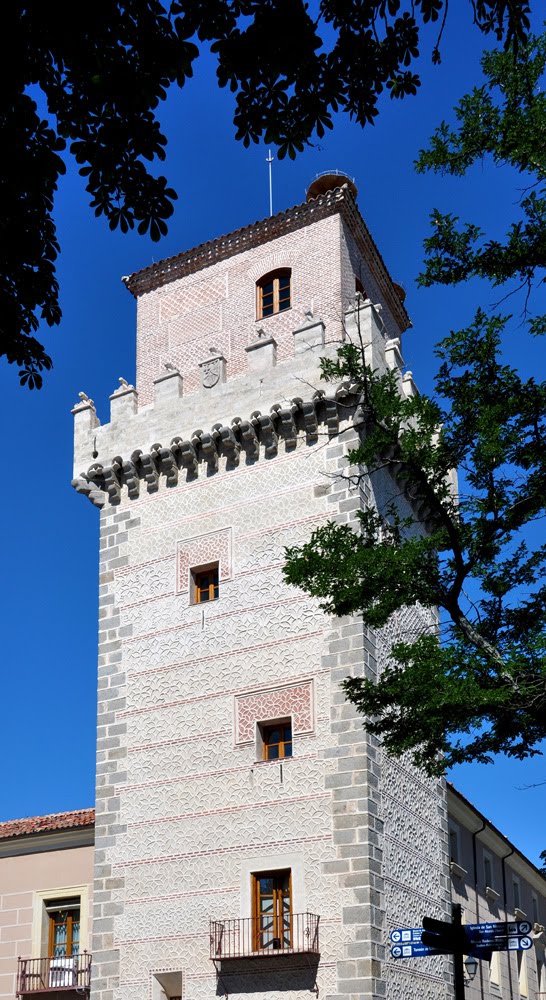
72, 300, 411, 508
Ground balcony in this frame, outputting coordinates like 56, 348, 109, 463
210, 913, 320, 961
17, 954, 92, 995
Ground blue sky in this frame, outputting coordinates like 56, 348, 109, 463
1, 9, 545, 869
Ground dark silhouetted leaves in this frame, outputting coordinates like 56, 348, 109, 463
0, 0, 531, 386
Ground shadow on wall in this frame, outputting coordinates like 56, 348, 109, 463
215, 956, 320, 995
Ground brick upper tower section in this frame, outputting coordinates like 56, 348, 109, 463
123, 183, 410, 405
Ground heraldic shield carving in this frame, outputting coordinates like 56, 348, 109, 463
201, 357, 223, 388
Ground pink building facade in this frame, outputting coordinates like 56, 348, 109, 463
0, 811, 94, 1000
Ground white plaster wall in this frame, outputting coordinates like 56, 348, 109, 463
106, 431, 347, 1000
87, 201, 448, 1000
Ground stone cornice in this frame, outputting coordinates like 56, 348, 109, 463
72, 385, 362, 509
123, 186, 411, 334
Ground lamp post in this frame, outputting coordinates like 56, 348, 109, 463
464, 954, 478, 983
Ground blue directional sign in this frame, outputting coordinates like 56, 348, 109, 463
466, 921, 531, 938
391, 942, 443, 959
390, 927, 424, 944
470, 936, 532, 954
389, 921, 533, 961
490, 936, 531, 952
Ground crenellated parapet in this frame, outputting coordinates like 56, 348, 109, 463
71, 298, 415, 509
71, 386, 362, 508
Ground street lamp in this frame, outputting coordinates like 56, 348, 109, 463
464, 955, 478, 982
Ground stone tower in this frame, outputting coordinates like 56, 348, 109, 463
72, 176, 451, 1000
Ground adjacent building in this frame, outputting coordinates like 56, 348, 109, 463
447, 786, 546, 1000
0, 810, 94, 1000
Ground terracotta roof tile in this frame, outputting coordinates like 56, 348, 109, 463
0, 808, 95, 840
123, 184, 411, 334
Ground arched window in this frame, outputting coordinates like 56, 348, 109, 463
256, 269, 291, 319
355, 276, 366, 297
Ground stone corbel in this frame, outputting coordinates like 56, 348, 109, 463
87, 462, 105, 488
315, 389, 342, 431
270, 403, 298, 448
102, 455, 123, 504
252, 411, 278, 458
213, 423, 241, 466
300, 399, 318, 438
122, 455, 141, 499
323, 397, 339, 436
152, 443, 178, 487
335, 383, 358, 425
71, 475, 106, 509
335, 382, 355, 406
232, 418, 259, 460
172, 436, 199, 477
140, 451, 160, 492
195, 430, 219, 471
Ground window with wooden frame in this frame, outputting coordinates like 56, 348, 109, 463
256, 269, 291, 319
191, 563, 219, 604
260, 720, 293, 761
252, 870, 291, 951
46, 899, 81, 958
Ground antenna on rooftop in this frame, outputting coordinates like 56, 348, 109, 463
266, 149, 274, 216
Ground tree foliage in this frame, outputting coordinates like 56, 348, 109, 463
284, 34, 546, 777
1, 0, 532, 386
416, 32, 546, 335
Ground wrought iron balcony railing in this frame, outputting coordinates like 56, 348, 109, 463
17, 954, 92, 994
210, 913, 320, 960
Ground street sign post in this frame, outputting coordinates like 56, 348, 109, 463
389, 907, 534, 1000
421, 912, 467, 955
